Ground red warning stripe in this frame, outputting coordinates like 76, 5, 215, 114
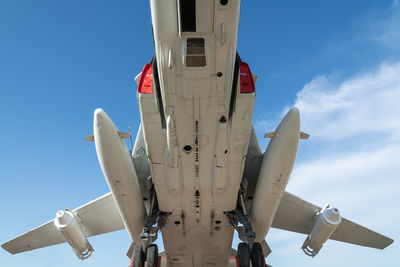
239, 61, 255, 93
138, 63, 153, 94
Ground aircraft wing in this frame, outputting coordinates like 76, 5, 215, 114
2, 192, 124, 254
271, 191, 394, 249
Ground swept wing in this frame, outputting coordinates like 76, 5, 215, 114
271, 191, 393, 249
2, 193, 124, 254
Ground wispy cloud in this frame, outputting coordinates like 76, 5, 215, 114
264, 2, 400, 266
373, 1, 400, 50
266, 60, 400, 265
286, 60, 400, 230
293, 61, 400, 142
352, 1, 400, 52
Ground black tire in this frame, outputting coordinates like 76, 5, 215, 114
251, 242, 265, 267
237, 242, 250, 267
146, 244, 159, 267
132, 245, 144, 267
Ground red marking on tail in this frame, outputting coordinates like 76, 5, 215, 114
239, 62, 255, 93
138, 63, 153, 94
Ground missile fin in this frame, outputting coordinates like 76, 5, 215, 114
117, 131, 131, 139
265, 131, 309, 139
300, 131, 310, 139
87, 131, 132, 141
263, 131, 276, 138
84, 134, 94, 142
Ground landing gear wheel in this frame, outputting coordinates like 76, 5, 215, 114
250, 242, 265, 267
237, 242, 251, 267
146, 244, 159, 267
132, 245, 144, 267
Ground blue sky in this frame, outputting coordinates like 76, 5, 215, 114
0, 1, 398, 266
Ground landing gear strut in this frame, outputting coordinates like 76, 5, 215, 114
132, 178, 168, 267
228, 181, 266, 267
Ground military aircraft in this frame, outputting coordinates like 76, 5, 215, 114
1, 0, 394, 266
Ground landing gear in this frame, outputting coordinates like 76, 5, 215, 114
237, 243, 251, 267
146, 244, 159, 267
250, 242, 265, 267
236, 242, 265, 267
132, 245, 144, 267
134, 178, 167, 267
226, 181, 256, 249
131, 244, 159, 267
230, 180, 266, 267
140, 178, 169, 249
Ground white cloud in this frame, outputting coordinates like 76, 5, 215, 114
288, 143, 400, 224
263, 61, 400, 266
264, 4, 400, 265
293, 61, 400, 142
286, 61, 400, 232
353, 1, 400, 52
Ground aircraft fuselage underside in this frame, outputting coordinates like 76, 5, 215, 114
138, 0, 254, 265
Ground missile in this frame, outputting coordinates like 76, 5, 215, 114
302, 206, 342, 257
93, 108, 146, 244
54, 210, 93, 259
250, 108, 300, 242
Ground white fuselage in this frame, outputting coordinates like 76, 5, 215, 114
137, 0, 255, 266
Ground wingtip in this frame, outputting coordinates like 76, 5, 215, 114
1, 242, 15, 255
382, 238, 394, 249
